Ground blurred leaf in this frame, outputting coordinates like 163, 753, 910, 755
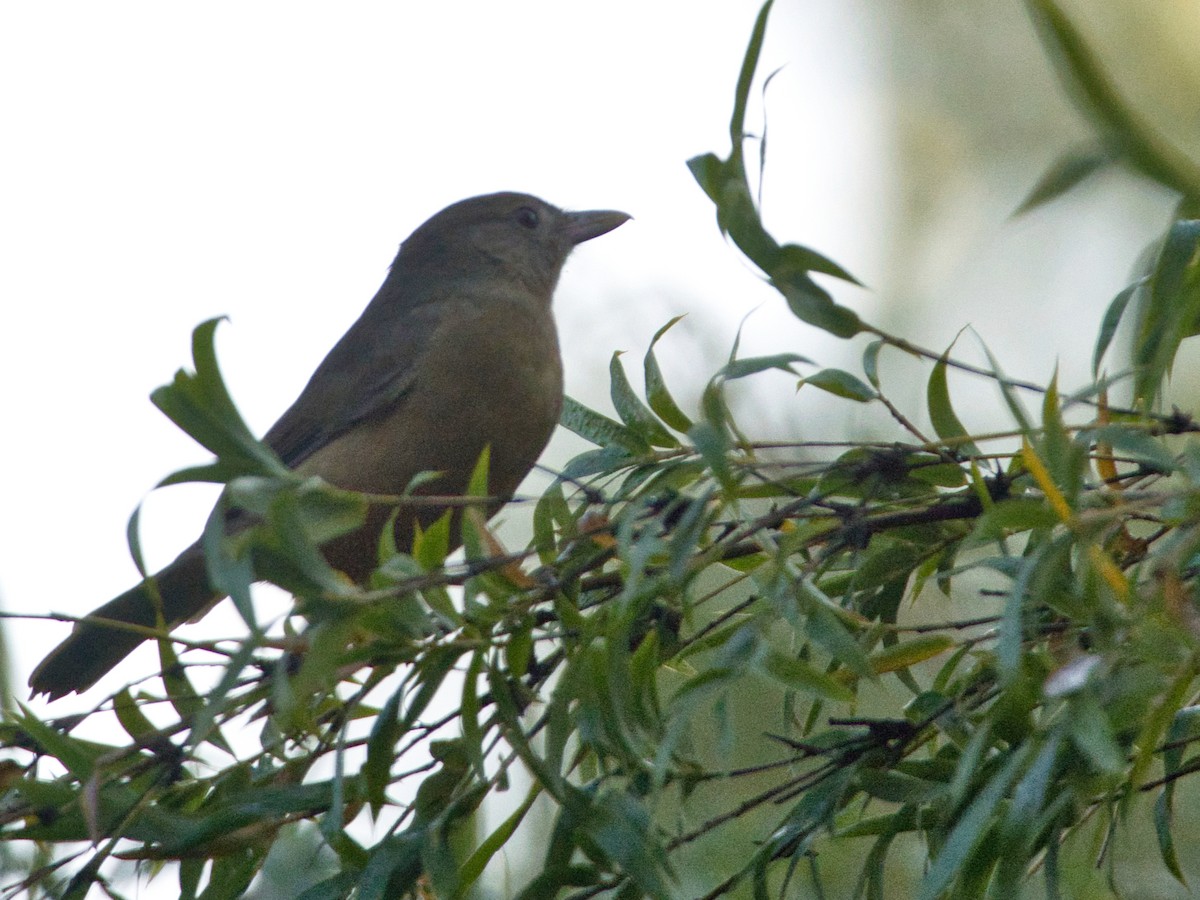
968, 498, 1061, 545
455, 785, 540, 899
918, 746, 1030, 900
1067, 691, 1126, 775
864, 634, 954, 676
1132, 220, 1200, 406
582, 790, 674, 898
761, 650, 854, 702
356, 833, 422, 900
773, 271, 862, 338
1026, 0, 1200, 200
1093, 279, 1143, 377
365, 689, 402, 816
643, 317, 694, 432
689, 421, 733, 489
862, 340, 884, 389
113, 689, 156, 741
1015, 144, 1114, 215
1155, 705, 1200, 884
1077, 424, 1177, 474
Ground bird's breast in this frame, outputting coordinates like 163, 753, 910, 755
300, 295, 563, 507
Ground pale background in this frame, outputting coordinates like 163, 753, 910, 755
2, 1, 1197, 896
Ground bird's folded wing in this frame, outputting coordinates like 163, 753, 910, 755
263, 302, 447, 468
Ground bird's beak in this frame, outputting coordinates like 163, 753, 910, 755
564, 209, 631, 245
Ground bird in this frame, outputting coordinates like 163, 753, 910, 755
29, 191, 629, 699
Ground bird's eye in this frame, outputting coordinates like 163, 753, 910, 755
515, 206, 539, 229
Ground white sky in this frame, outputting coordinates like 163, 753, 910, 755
0, 3, 889, 697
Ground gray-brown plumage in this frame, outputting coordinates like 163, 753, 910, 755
30, 192, 629, 699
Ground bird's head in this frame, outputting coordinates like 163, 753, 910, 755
395, 192, 629, 299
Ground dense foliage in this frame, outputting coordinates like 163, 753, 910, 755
6, 1, 1200, 898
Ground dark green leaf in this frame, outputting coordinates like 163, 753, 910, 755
365, 688, 403, 816
560, 395, 649, 453
1133, 220, 1200, 405
582, 791, 674, 898
773, 271, 862, 338
150, 319, 286, 478
927, 351, 981, 456
760, 650, 854, 702
918, 746, 1030, 900
800, 367, 877, 402
1092, 279, 1142, 376
1067, 691, 1126, 775
609, 352, 680, 448
721, 353, 810, 380
644, 317, 694, 432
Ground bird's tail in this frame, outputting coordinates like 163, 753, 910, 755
29, 546, 218, 699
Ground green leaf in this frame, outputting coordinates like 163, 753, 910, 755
773, 271, 862, 338
609, 352, 680, 448
365, 688, 403, 816
1092, 279, 1142, 377
357, 833, 423, 900
581, 791, 674, 898
776, 242, 862, 286
459, 651, 486, 780
689, 421, 733, 489
113, 689, 157, 741
1155, 706, 1200, 883
1077, 424, 1177, 474
560, 395, 649, 453
918, 746, 1030, 900
760, 650, 854, 702
686, 152, 727, 205
460, 446, 492, 560
794, 580, 872, 678
800, 367, 877, 402
865, 634, 954, 675
150, 318, 286, 479
1067, 691, 1126, 775
686, 0, 862, 340
201, 493, 256, 628
1132, 220, 1200, 406
125, 504, 149, 578
729, 0, 773, 156
927, 351, 981, 456
862, 340, 884, 389
454, 786, 541, 899
968, 498, 1061, 545
13, 707, 102, 780
721, 353, 810, 380
643, 317, 694, 432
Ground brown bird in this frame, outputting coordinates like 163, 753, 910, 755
30, 192, 629, 699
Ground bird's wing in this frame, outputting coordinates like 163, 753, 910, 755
262, 302, 446, 469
